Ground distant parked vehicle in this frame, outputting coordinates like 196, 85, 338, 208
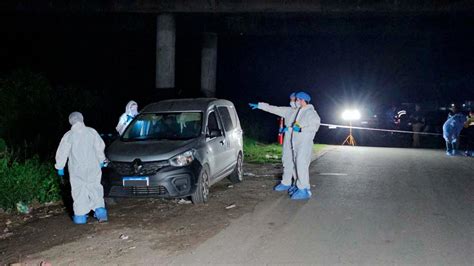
103, 98, 244, 204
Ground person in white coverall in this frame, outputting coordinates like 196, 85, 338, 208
249, 92, 298, 192
116, 100, 138, 135
55, 112, 108, 224
249, 91, 321, 200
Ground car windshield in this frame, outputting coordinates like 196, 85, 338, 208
122, 112, 202, 141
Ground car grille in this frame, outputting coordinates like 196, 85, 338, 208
109, 160, 170, 176
109, 185, 168, 197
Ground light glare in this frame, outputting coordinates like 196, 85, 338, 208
342, 109, 361, 121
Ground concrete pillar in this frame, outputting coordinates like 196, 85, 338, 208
156, 14, 175, 91
201, 33, 218, 97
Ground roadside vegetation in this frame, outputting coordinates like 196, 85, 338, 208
243, 137, 325, 163
0, 140, 61, 211
0, 70, 99, 212
0, 70, 101, 159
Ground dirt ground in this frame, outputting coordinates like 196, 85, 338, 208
0, 162, 284, 265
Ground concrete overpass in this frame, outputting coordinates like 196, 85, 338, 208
4, 0, 474, 14
2, 0, 473, 97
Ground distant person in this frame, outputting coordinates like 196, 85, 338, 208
410, 104, 425, 148
442, 106, 467, 156
422, 111, 435, 134
55, 112, 108, 224
116, 100, 139, 135
463, 110, 474, 156
248, 92, 298, 193
249, 91, 321, 200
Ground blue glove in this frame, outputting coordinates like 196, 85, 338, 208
279, 127, 288, 133
100, 162, 107, 168
57, 169, 64, 176
126, 115, 134, 122
293, 125, 302, 132
248, 103, 259, 110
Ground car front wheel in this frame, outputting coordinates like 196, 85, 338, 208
191, 166, 210, 204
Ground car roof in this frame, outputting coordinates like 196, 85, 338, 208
141, 98, 234, 113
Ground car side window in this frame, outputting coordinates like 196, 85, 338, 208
217, 106, 234, 131
229, 106, 241, 129
207, 111, 220, 132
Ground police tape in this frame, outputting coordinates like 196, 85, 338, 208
320, 123, 443, 136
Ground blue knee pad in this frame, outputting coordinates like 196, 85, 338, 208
94, 207, 108, 222
73, 215, 88, 224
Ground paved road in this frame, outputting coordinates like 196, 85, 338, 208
168, 146, 474, 265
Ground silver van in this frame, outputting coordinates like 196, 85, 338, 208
104, 98, 243, 203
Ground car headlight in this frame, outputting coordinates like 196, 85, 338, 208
169, 150, 194, 167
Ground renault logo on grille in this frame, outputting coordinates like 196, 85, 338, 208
133, 159, 143, 174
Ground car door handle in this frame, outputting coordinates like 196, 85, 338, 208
220, 140, 225, 145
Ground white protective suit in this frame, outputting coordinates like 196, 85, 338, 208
55, 115, 106, 216
258, 103, 320, 188
116, 100, 138, 135
258, 103, 298, 186
290, 104, 321, 189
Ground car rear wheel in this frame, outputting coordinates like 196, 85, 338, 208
228, 152, 243, 183
191, 166, 210, 204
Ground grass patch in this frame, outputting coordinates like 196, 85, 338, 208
0, 150, 61, 211
244, 138, 326, 164
244, 138, 283, 163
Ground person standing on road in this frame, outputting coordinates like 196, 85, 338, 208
249, 91, 321, 200
116, 100, 139, 135
286, 92, 321, 200
410, 104, 425, 148
463, 110, 474, 156
443, 105, 467, 156
55, 112, 108, 224
249, 92, 298, 192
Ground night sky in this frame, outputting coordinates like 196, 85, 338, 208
1, 12, 473, 145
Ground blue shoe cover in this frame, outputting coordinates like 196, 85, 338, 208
274, 183, 291, 192
291, 188, 312, 200
94, 207, 108, 222
446, 151, 453, 156
287, 185, 297, 196
73, 215, 88, 224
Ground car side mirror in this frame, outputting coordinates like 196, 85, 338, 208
207, 129, 222, 138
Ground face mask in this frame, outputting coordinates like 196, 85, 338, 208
129, 105, 138, 116
295, 102, 302, 108
290, 102, 296, 108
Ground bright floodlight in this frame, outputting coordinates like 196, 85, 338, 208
342, 109, 361, 121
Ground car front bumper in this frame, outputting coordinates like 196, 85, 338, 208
103, 160, 201, 198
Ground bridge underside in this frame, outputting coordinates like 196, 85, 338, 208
2, 0, 472, 98
3, 0, 474, 14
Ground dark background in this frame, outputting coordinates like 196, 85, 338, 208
1, 13, 473, 152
